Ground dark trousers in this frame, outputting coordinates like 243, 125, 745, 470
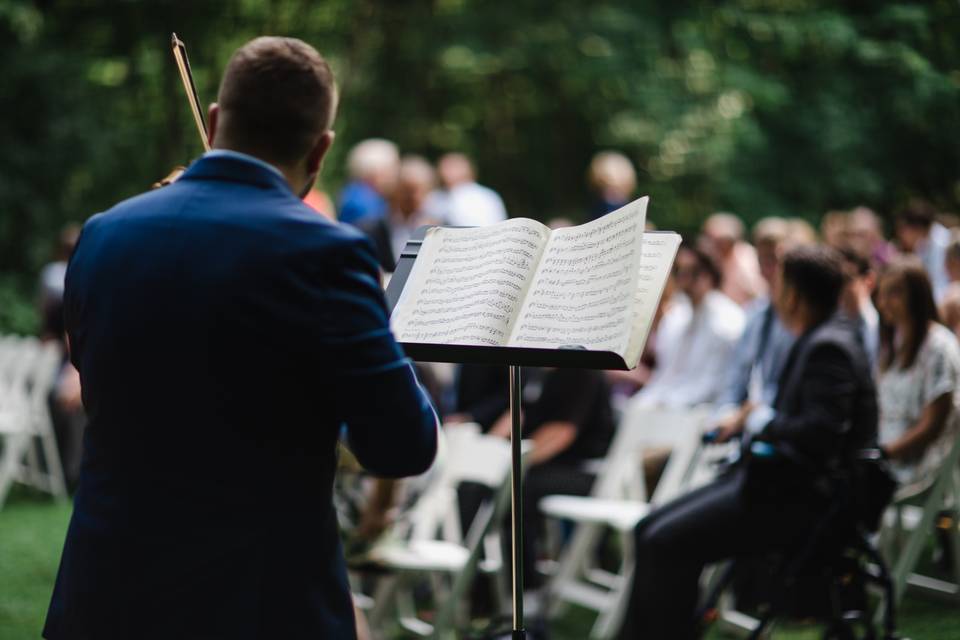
618, 468, 823, 640
522, 463, 595, 589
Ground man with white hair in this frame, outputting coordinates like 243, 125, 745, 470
356, 155, 444, 272
338, 138, 400, 225
435, 152, 507, 226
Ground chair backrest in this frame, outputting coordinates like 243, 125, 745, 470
444, 429, 514, 489
401, 424, 517, 544
0, 337, 41, 416
590, 403, 709, 502
28, 342, 62, 411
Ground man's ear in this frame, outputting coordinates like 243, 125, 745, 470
306, 130, 335, 176
206, 103, 219, 149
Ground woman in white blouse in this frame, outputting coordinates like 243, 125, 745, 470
876, 258, 960, 491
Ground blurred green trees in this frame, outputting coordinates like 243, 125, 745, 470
1, 0, 958, 333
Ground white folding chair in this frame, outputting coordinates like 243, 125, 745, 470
0, 336, 67, 508
539, 404, 710, 639
879, 430, 960, 607
361, 423, 531, 639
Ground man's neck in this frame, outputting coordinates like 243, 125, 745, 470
210, 145, 305, 195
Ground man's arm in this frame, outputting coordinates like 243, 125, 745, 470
528, 421, 578, 465
715, 307, 764, 409
760, 343, 856, 460
304, 235, 439, 477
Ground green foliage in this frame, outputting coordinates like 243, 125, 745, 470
0, 276, 38, 336
1, 0, 959, 333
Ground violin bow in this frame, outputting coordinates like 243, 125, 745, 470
171, 32, 210, 151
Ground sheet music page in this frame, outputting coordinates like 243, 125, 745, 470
391, 218, 551, 346
507, 197, 648, 355
622, 232, 681, 368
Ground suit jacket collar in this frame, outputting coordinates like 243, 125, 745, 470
180, 152, 294, 194
773, 313, 856, 410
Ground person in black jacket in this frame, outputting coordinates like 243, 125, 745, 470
618, 245, 878, 640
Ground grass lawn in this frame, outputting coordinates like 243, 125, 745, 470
3, 490, 960, 639
0, 490, 72, 640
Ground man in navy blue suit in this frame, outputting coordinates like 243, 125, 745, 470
44, 37, 438, 640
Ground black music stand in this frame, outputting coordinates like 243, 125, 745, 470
386, 226, 633, 638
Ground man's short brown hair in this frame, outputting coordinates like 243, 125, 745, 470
217, 37, 337, 165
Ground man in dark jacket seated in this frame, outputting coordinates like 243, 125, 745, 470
618, 245, 878, 640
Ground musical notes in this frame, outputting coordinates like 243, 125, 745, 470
389, 197, 674, 368
509, 199, 648, 353
391, 218, 551, 346
621, 232, 682, 366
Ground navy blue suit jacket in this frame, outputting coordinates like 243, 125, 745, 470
44, 153, 438, 639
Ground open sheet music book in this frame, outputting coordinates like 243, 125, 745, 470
389, 197, 680, 370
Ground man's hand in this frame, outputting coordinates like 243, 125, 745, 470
712, 402, 753, 443
489, 410, 513, 438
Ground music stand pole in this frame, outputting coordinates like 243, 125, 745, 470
509, 365, 526, 638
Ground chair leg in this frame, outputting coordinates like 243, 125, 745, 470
369, 574, 400, 631
594, 563, 633, 639
0, 432, 27, 509
547, 521, 603, 619
888, 478, 947, 615
24, 433, 41, 487
37, 415, 68, 499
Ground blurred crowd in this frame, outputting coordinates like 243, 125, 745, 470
286, 141, 957, 628
35, 140, 960, 635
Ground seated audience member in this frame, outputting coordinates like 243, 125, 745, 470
38, 224, 87, 491
895, 198, 951, 302
820, 209, 848, 248
338, 138, 399, 225
445, 364, 509, 432
435, 152, 507, 227
587, 151, 637, 220
846, 206, 894, 268
38, 224, 81, 343
941, 231, 960, 338
787, 217, 818, 246
487, 367, 614, 589
356, 155, 443, 272
946, 229, 960, 285
876, 258, 960, 492
701, 213, 766, 307
606, 275, 674, 407
632, 244, 745, 408
941, 288, 960, 340
619, 246, 878, 640
839, 248, 880, 368
713, 218, 795, 436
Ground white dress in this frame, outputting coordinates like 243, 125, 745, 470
878, 323, 960, 491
